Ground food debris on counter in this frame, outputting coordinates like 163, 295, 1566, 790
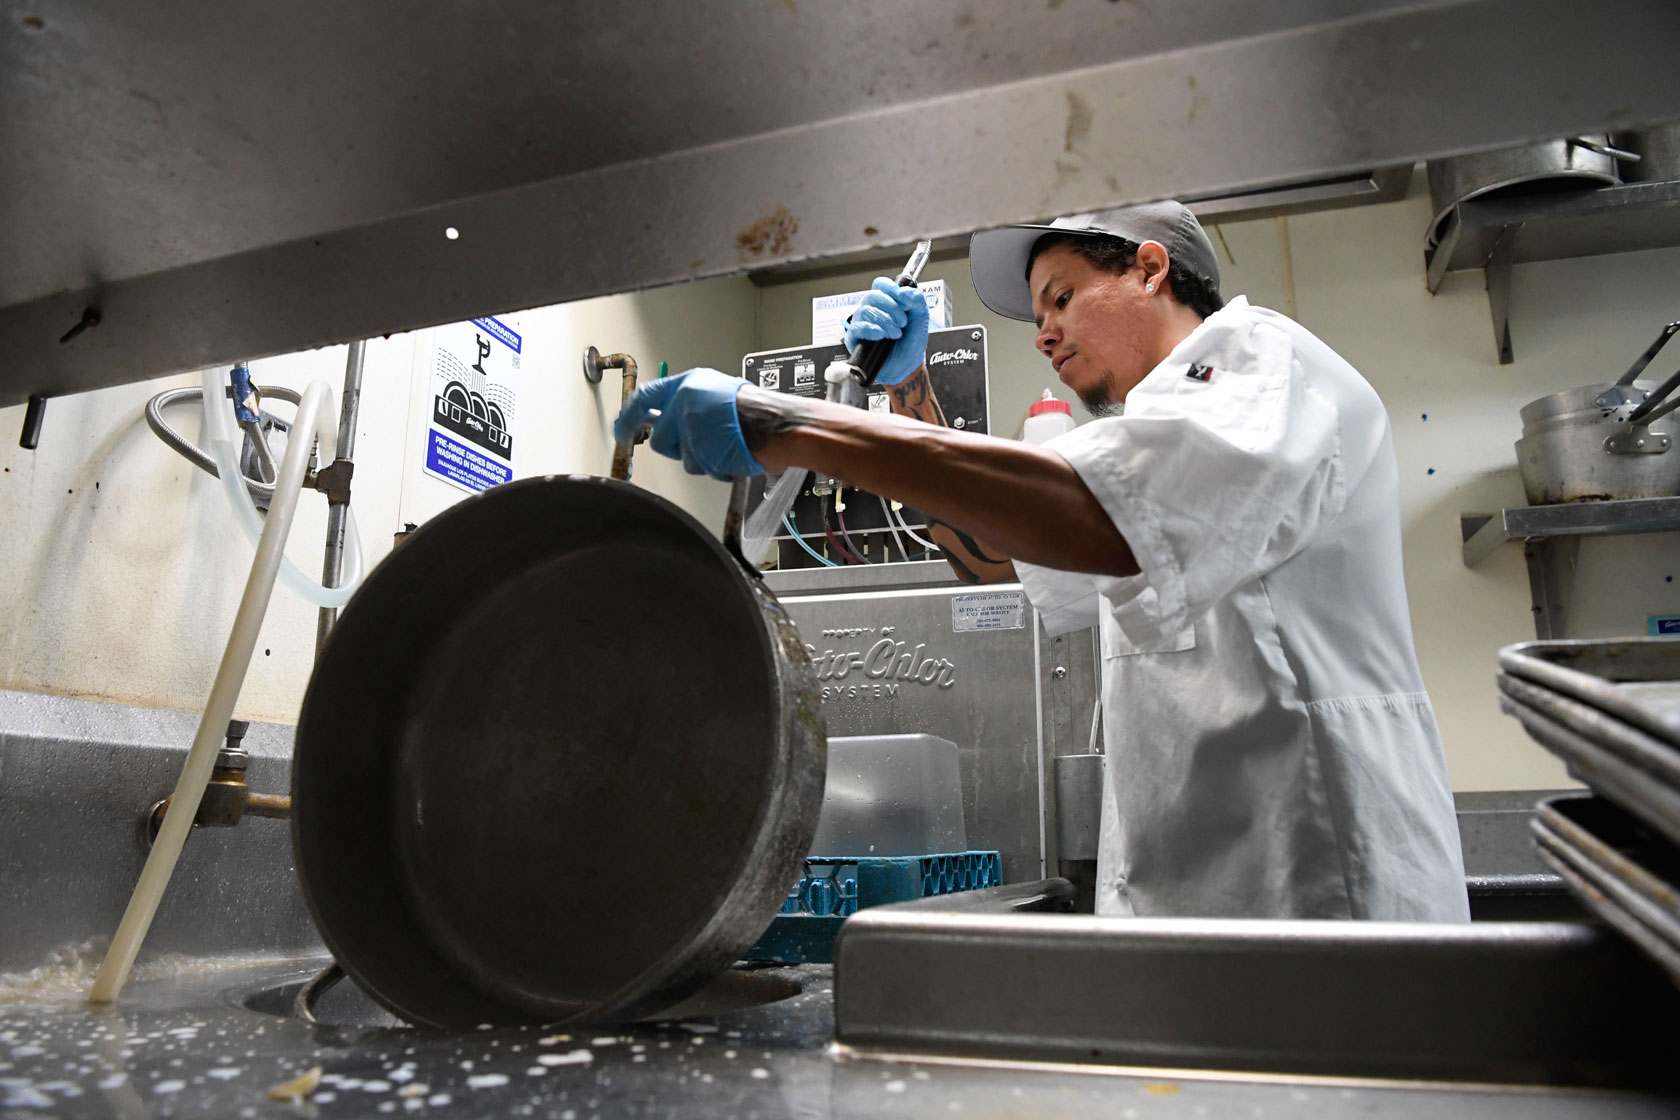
265, 1063, 322, 1101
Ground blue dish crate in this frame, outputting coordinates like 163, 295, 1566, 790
745, 851, 1001, 964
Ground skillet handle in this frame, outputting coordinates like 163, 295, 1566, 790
722, 476, 761, 578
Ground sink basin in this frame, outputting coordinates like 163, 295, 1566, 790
231, 960, 804, 1030
0, 689, 320, 976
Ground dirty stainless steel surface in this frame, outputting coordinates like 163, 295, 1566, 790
765, 563, 1099, 883
1454, 790, 1580, 921
749, 167, 1416, 287
0, 689, 320, 975
1052, 754, 1103, 862
1460, 499, 1680, 639
833, 908, 1680, 1088
1455, 790, 1570, 879
1497, 673, 1680, 853
4, 955, 1677, 1117
7, 1, 1680, 404
1461, 497, 1680, 569
1500, 638, 1680, 746
294, 475, 826, 1028
1533, 795, 1680, 987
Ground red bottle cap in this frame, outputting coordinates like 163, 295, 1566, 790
1028, 396, 1072, 417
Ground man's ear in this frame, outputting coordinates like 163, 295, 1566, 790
1135, 240, 1170, 292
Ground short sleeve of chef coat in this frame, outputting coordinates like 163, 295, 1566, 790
1016, 313, 1346, 647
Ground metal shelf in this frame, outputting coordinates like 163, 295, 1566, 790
1461, 496, 1680, 638
1426, 179, 1680, 364
4, 2, 1680, 416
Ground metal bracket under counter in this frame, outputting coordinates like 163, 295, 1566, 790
1461, 496, 1680, 639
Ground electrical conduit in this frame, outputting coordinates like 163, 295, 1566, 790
89, 378, 342, 1003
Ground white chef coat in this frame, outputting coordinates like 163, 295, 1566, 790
1016, 297, 1469, 921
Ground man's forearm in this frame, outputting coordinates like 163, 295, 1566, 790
737, 385, 1137, 579
880, 366, 1014, 583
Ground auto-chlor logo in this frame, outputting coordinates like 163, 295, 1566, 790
806, 627, 955, 699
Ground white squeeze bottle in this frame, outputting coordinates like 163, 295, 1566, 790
1022, 390, 1075, 444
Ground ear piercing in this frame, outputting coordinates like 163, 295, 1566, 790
1145, 283, 1155, 294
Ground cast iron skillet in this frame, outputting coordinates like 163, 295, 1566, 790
291, 475, 825, 1028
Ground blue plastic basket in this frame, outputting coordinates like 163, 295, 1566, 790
745, 851, 1001, 964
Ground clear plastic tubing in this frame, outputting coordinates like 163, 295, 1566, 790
90, 379, 339, 1003
201, 367, 364, 607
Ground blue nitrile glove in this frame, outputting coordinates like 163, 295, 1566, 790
612, 368, 765, 481
841, 277, 930, 387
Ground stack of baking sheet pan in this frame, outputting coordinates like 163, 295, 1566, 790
1498, 639, 1680, 984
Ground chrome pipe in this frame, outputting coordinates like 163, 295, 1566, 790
316, 340, 367, 659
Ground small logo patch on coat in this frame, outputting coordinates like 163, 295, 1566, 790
1186, 363, 1213, 382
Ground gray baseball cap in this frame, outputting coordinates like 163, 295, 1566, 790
968, 201, 1221, 323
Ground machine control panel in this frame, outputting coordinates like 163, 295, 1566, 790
740, 325, 990, 568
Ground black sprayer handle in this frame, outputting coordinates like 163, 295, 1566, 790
848, 335, 900, 387
845, 240, 935, 387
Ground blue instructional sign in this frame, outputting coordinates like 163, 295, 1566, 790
423, 315, 521, 496
472, 316, 522, 354
426, 429, 512, 493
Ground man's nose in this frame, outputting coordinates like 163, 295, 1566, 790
1036, 320, 1060, 355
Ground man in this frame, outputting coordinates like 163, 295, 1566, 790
616, 202, 1469, 922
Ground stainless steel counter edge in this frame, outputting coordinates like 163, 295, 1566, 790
832, 909, 1680, 1089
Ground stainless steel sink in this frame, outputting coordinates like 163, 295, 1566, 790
230, 960, 807, 1031
0, 689, 319, 976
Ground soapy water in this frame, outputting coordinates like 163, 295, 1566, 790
0, 940, 293, 1006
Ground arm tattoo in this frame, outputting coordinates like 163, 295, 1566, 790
886, 365, 947, 426
928, 517, 1010, 565
938, 547, 981, 584
737, 390, 808, 454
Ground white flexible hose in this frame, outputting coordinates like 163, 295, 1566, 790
891, 503, 940, 552
877, 496, 912, 562
201, 368, 364, 607
90, 380, 338, 1004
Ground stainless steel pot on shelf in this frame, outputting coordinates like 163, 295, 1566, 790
1426, 135, 1632, 248
1516, 321, 1680, 505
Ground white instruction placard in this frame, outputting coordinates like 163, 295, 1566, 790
811, 280, 952, 346
951, 590, 1026, 633
423, 315, 522, 495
